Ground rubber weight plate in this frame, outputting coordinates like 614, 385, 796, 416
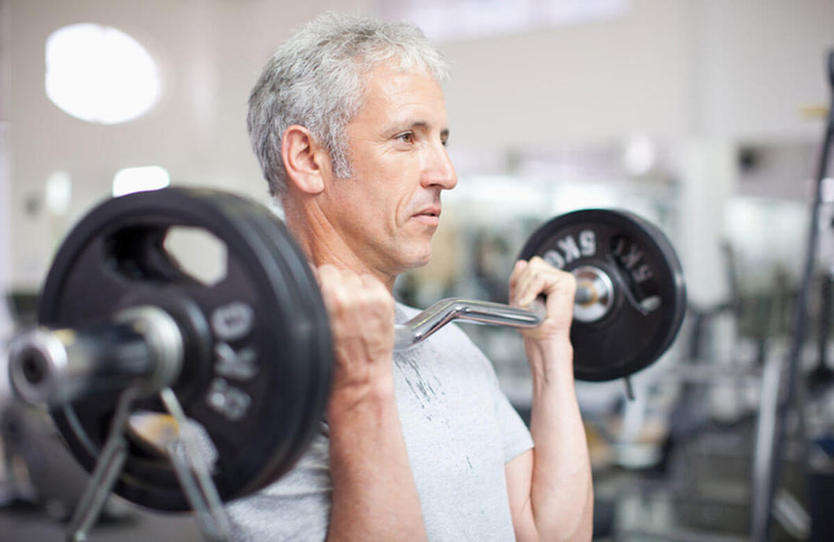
39, 188, 331, 510
518, 209, 686, 381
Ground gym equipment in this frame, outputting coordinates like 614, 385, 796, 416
9, 189, 332, 540
751, 49, 834, 542
6, 187, 686, 540
518, 209, 686, 382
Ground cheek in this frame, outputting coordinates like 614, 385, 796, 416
344, 181, 393, 230
347, 146, 416, 227
363, 170, 412, 224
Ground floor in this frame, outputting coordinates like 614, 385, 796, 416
0, 503, 201, 542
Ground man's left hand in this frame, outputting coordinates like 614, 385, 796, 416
508, 256, 576, 344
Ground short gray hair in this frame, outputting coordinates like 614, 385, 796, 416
247, 12, 449, 198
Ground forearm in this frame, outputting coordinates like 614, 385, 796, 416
326, 384, 426, 542
526, 339, 593, 541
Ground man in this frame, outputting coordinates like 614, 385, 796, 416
229, 12, 592, 541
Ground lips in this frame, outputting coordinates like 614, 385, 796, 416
415, 206, 441, 218
412, 206, 441, 225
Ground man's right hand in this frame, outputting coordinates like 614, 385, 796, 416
316, 265, 426, 541
316, 265, 396, 407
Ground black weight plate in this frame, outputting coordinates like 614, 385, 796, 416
39, 187, 332, 510
208, 194, 332, 496
518, 209, 686, 381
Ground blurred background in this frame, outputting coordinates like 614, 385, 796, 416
1, 0, 833, 540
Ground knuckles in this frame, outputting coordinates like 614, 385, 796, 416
316, 266, 394, 316
511, 258, 576, 296
316, 266, 395, 377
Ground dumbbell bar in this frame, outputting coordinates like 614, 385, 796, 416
9, 258, 651, 405
394, 267, 617, 349
9, 293, 594, 405
6, 187, 686, 513
10, 301, 513, 405
9, 264, 618, 404
10, 306, 183, 405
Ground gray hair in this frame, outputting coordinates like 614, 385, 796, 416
247, 12, 449, 198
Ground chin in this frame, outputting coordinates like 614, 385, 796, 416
398, 245, 432, 271
413, 252, 432, 268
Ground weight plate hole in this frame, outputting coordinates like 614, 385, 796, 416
640, 295, 661, 312
163, 227, 228, 287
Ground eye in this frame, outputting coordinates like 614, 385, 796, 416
396, 132, 414, 144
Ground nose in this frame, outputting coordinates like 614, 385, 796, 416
421, 143, 457, 191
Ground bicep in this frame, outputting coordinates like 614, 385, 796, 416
505, 448, 537, 542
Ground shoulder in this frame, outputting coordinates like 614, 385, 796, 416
394, 301, 496, 375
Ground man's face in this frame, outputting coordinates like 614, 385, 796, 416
319, 61, 457, 277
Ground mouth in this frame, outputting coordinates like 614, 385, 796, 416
412, 207, 441, 226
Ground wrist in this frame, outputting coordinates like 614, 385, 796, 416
524, 335, 572, 359
524, 337, 574, 383
327, 378, 396, 422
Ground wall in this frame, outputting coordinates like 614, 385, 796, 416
5, 0, 371, 288
4, 0, 833, 289
440, 0, 694, 151
696, 0, 833, 142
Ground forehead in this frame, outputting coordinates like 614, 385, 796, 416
354, 61, 447, 123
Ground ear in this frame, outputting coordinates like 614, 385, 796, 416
281, 125, 328, 194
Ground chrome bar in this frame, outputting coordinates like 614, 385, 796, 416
394, 298, 546, 350
8, 306, 183, 405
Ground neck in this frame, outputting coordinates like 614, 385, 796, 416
282, 196, 398, 292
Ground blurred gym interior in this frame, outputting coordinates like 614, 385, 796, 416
1, 1, 833, 540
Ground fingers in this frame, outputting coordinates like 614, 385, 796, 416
317, 264, 350, 317
358, 273, 396, 336
510, 257, 575, 307
316, 265, 394, 388
317, 266, 393, 325
508, 260, 527, 297
510, 257, 576, 341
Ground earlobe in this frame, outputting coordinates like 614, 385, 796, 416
282, 125, 325, 194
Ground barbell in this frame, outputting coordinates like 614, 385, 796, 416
6, 187, 686, 518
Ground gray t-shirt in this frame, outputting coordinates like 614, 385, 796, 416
227, 303, 533, 541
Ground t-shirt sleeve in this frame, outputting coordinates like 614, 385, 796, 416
226, 424, 332, 541
493, 381, 534, 463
